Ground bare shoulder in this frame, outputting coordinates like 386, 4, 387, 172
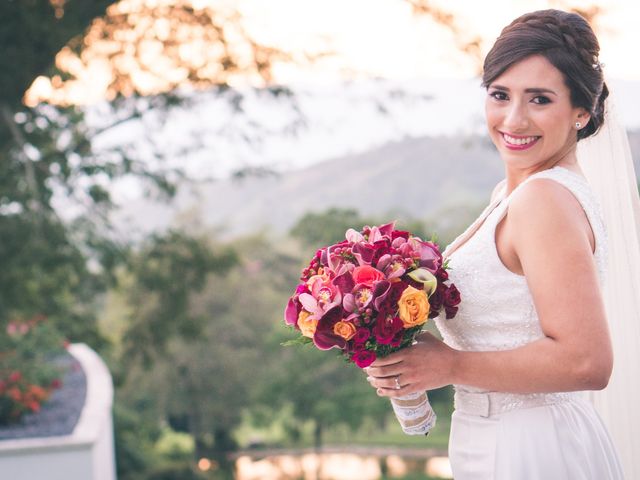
507, 177, 593, 255
509, 177, 586, 229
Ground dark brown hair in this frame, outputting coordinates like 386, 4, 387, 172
482, 9, 608, 140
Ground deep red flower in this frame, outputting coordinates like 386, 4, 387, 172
313, 306, 347, 350
353, 327, 371, 345
352, 242, 377, 265
333, 270, 356, 294
373, 281, 408, 317
373, 316, 404, 345
391, 230, 410, 240
445, 305, 459, 319
443, 284, 461, 307
436, 267, 449, 281
351, 349, 377, 368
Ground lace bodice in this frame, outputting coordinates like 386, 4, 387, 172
435, 166, 607, 361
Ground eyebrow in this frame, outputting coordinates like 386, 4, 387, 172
489, 84, 558, 96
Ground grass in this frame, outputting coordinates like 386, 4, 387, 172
234, 400, 453, 452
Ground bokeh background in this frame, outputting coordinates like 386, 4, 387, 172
1, 1, 639, 479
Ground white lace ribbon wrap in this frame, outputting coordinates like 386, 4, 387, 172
390, 391, 436, 435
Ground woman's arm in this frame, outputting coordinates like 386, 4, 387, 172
367, 179, 613, 396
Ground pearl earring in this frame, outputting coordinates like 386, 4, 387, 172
575, 122, 582, 129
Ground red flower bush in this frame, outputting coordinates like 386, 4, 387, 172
0, 316, 66, 424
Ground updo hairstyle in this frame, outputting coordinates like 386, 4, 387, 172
482, 9, 608, 140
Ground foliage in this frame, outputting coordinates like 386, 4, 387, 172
259, 325, 392, 448
154, 427, 195, 462
0, 0, 306, 348
120, 230, 238, 364
112, 233, 296, 476
0, 317, 66, 424
42, 0, 294, 102
290, 208, 376, 250
113, 403, 161, 480
0, 0, 116, 110
290, 208, 433, 252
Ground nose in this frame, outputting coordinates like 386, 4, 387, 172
502, 101, 529, 132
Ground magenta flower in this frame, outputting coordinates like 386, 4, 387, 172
353, 284, 374, 310
376, 254, 407, 280
343, 293, 356, 313
353, 327, 371, 345
284, 298, 300, 326
333, 270, 355, 295
351, 349, 377, 368
352, 242, 377, 265
373, 316, 404, 345
409, 238, 442, 272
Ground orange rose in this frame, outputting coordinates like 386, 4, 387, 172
397, 286, 430, 328
333, 321, 357, 340
352, 265, 385, 287
298, 310, 318, 338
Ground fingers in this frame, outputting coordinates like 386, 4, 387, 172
369, 352, 404, 367
373, 381, 415, 399
366, 363, 403, 379
366, 374, 404, 391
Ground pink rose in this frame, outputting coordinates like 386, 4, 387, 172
352, 265, 385, 288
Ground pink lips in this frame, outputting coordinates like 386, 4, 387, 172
500, 132, 541, 151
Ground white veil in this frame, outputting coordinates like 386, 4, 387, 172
578, 91, 640, 479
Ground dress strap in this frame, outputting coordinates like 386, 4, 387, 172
443, 181, 507, 259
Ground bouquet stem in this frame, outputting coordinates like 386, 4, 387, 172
390, 391, 436, 435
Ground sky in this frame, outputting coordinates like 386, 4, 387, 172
235, 0, 640, 83
25, 0, 640, 106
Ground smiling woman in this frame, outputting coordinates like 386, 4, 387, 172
364, 9, 633, 479
484, 55, 594, 180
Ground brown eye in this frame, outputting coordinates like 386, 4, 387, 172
489, 91, 508, 101
532, 96, 551, 105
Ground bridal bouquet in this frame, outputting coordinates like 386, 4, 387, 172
283, 221, 460, 368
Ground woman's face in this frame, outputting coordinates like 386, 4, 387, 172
484, 54, 589, 172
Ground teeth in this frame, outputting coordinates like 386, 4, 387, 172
503, 133, 538, 146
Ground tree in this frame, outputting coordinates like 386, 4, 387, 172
0, 0, 296, 341
29, 0, 292, 104
114, 233, 299, 476
120, 230, 238, 364
260, 327, 391, 450
0, 0, 116, 111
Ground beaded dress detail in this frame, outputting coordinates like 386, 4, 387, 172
437, 166, 607, 357
435, 166, 624, 480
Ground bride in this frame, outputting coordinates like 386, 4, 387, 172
365, 9, 639, 479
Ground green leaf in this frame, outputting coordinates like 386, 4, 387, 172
281, 336, 313, 347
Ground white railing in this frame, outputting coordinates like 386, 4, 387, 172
0, 343, 116, 480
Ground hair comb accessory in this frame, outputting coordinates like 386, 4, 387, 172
592, 56, 604, 71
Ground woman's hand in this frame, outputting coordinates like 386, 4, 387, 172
365, 332, 457, 398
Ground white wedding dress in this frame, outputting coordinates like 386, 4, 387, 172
435, 166, 624, 479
